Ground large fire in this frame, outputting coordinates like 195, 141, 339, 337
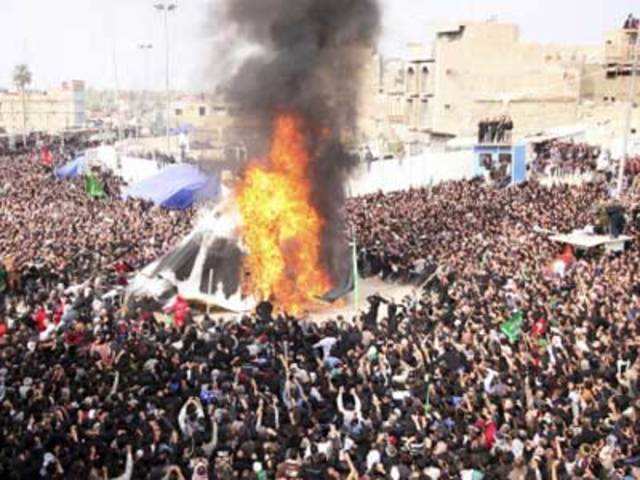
236, 113, 332, 313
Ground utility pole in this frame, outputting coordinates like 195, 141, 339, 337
138, 43, 153, 137
154, 2, 177, 154
113, 42, 122, 143
618, 33, 640, 197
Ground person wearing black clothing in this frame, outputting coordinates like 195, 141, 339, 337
504, 116, 514, 143
478, 120, 487, 143
488, 118, 498, 143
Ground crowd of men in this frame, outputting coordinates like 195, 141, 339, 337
0, 151, 193, 311
624, 156, 640, 177
532, 140, 602, 177
1, 150, 640, 479
623, 14, 640, 30
478, 116, 514, 144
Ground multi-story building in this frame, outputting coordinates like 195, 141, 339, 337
581, 27, 640, 104
0, 80, 86, 134
358, 21, 602, 153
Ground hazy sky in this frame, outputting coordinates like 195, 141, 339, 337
0, 0, 637, 91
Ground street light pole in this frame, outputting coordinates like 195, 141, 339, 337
113, 42, 122, 143
154, 2, 177, 154
618, 32, 640, 197
137, 43, 153, 137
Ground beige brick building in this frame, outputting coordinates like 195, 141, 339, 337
581, 28, 640, 104
359, 21, 606, 152
428, 22, 593, 139
0, 80, 86, 135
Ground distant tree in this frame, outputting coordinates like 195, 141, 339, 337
12, 64, 32, 143
390, 140, 406, 159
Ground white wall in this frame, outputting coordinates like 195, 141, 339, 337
346, 150, 475, 197
86, 146, 162, 185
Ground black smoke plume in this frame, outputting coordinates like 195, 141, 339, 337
212, 0, 381, 284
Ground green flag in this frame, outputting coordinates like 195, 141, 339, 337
0, 266, 6, 293
501, 310, 524, 343
85, 173, 105, 198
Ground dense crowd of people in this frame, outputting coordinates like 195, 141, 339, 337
532, 140, 602, 177
347, 181, 640, 479
0, 152, 193, 307
623, 14, 640, 30
1, 150, 640, 479
624, 156, 640, 178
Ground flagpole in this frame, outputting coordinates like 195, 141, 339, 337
207, 269, 213, 316
352, 228, 359, 314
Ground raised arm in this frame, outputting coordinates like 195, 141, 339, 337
336, 386, 346, 415
201, 415, 218, 457
109, 371, 120, 397
110, 445, 134, 480
178, 398, 194, 435
352, 389, 363, 419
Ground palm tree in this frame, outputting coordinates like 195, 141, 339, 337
12, 64, 32, 144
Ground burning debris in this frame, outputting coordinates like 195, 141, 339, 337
211, 0, 381, 313
237, 113, 331, 313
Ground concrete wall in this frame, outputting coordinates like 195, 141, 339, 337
346, 149, 475, 197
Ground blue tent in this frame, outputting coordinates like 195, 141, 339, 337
169, 123, 196, 135
55, 155, 87, 179
124, 164, 219, 210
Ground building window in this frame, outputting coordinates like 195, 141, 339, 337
406, 99, 413, 121
444, 104, 451, 110
420, 99, 429, 128
421, 67, 429, 94
407, 67, 416, 94
199, 106, 206, 116
175, 108, 183, 116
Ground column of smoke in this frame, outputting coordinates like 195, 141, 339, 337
209, 0, 381, 284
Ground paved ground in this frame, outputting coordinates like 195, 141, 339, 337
196, 276, 419, 325
302, 276, 417, 324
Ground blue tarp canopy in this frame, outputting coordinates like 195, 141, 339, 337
124, 164, 219, 210
55, 155, 87, 179
169, 123, 195, 135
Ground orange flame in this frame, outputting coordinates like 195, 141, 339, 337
237, 113, 331, 314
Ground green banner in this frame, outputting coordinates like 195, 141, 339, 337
85, 173, 105, 199
500, 310, 524, 343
